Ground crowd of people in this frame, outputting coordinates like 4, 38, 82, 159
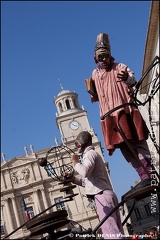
131, 225, 160, 239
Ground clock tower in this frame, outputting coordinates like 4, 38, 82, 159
54, 86, 112, 187
54, 88, 93, 144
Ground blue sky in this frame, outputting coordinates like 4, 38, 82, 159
1, 1, 151, 201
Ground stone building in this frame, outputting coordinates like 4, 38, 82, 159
1, 88, 113, 239
139, 1, 159, 173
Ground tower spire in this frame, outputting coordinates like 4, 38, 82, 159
58, 79, 64, 91
2, 152, 6, 162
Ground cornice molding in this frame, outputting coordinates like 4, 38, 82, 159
142, 1, 159, 74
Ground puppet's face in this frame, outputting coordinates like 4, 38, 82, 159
95, 48, 111, 69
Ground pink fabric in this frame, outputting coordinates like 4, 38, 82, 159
95, 190, 124, 239
92, 63, 149, 154
100, 109, 149, 152
92, 63, 133, 116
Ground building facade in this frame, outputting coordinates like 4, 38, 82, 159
120, 1, 159, 236
138, 0, 159, 172
1, 88, 113, 239
1, 2, 159, 239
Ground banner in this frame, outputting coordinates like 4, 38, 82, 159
21, 196, 30, 221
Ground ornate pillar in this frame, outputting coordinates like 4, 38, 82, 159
41, 189, 49, 213
33, 191, 42, 214
4, 198, 14, 232
11, 197, 21, 226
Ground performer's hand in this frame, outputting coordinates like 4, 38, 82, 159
71, 154, 79, 166
117, 66, 128, 82
62, 172, 75, 183
90, 94, 99, 102
69, 176, 75, 183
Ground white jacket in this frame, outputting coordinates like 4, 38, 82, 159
74, 145, 113, 195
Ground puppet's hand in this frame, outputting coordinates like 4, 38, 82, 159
69, 176, 75, 183
90, 94, 99, 102
117, 66, 128, 82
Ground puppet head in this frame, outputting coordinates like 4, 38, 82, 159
94, 33, 114, 69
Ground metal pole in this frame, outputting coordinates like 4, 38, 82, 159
108, 114, 150, 178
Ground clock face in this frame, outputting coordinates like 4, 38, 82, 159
69, 121, 79, 130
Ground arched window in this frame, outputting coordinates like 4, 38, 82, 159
73, 98, 76, 108
58, 102, 63, 113
66, 99, 71, 109
73, 98, 79, 108
134, 208, 141, 220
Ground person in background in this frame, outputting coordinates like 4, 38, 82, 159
71, 130, 124, 239
149, 226, 158, 239
132, 232, 140, 239
88, 33, 154, 189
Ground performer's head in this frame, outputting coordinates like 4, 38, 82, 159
75, 131, 92, 153
94, 33, 114, 70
